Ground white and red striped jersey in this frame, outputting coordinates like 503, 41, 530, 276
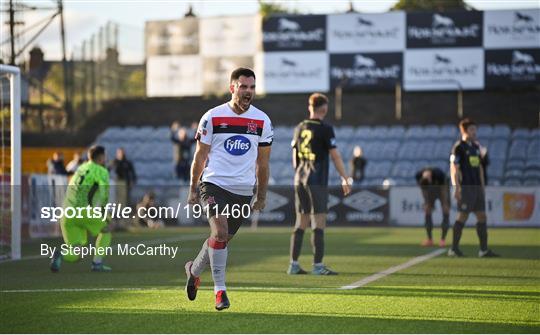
195, 103, 273, 196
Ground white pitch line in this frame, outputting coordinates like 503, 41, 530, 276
340, 248, 447, 290
0, 234, 206, 263
0, 286, 336, 294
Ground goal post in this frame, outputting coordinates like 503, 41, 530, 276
1, 64, 22, 260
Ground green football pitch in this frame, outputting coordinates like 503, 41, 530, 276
1, 227, 539, 333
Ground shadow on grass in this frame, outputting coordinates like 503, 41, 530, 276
224, 283, 540, 302
2, 307, 539, 334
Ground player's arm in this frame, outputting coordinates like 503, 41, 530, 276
188, 141, 210, 204
291, 127, 298, 169
450, 146, 462, 201
330, 148, 351, 196
253, 146, 271, 211
188, 112, 213, 204
479, 159, 486, 189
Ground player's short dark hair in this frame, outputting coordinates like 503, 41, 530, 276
88, 145, 105, 161
309, 93, 328, 109
459, 118, 476, 133
230, 67, 255, 83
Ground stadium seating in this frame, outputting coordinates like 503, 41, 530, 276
93, 124, 539, 187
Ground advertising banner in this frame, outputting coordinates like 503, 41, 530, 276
263, 15, 326, 51
146, 55, 202, 97
407, 11, 483, 48
484, 9, 540, 49
200, 15, 261, 56
145, 18, 199, 56
202, 56, 254, 95
257, 187, 389, 226
330, 52, 402, 89
255, 51, 328, 93
28, 174, 65, 238
390, 186, 540, 226
485, 48, 540, 87
404, 48, 484, 91
327, 12, 406, 53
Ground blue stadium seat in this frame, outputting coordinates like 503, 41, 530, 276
512, 128, 532, 140
508, 140, 528, 160
387, 126, 406, 139
492, 125, 511, 139
506, 160, 525, 170
477, 124, 493, 140
527, 140, 540, 159
440, 124, 458, 140
405, 126, 424, 139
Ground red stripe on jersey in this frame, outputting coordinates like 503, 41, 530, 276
212, 117, 264, 129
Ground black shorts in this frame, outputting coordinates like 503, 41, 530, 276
295, 184, 328, 214
199, 182, 252, 235
458, 186, 486, 213
421, 183, 450, 209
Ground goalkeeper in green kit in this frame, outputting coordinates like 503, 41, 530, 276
50, 145, 113, 272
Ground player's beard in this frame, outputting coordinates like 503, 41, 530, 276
236, 93, 252, 112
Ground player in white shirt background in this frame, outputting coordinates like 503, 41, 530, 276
184, 68, 272, 310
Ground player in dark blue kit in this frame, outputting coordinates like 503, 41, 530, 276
449, 119, 499, 258
287, 93, 351, 275
415, 167, 450, 247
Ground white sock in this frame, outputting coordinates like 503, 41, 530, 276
291, 260, 299, 266
93, 256, 102, 264
209, 246, 228, 293
191, 239, 209, 277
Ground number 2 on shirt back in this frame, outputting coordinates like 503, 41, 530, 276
299, 129, 316, 161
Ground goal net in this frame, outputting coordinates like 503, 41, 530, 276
0, 64, 22, 260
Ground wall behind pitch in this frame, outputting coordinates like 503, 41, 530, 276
146, 55, 202, 97
406, 10, 483, 48
485, 48, 540, 87
484, 9, 540, 49
255, 51, 329, 93
329, 52, 403, 89
404, 48, 484, 91
145, 18, 199, 56
327, 12, 406, 53
199, 15, 261, 56
203, 56, 254, 95
262, 15, 326, 51
390, 186, 540, 227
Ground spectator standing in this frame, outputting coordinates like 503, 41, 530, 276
110, 148, 137, 207
350, 145, 367, 185
171, 125, 196, 182
47, 152, 68, 175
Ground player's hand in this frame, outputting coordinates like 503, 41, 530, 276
341, 177, 352, 196
252, 198, 266, 211
187, 188, 200, 205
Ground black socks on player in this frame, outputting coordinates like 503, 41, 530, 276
290, 229, 305, 262
442, 214, 450, 240
476, 222, 488, 251
426, 213, 450, 241
425, 214, 433, 240
291, 228, 325, 264
452, 220, 465, 250
312, 228, 324, 264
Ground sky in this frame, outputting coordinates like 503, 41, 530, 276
1, 0, 539, 64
